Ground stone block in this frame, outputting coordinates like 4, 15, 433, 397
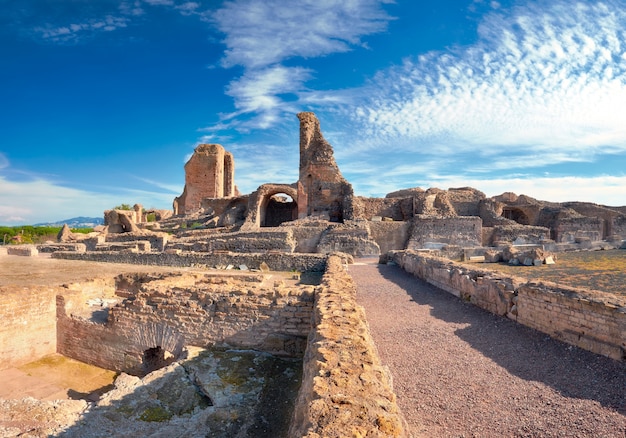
7, 245, 38, 257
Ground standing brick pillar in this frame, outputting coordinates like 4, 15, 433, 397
175, 144, 236, 214
297, 112, 354, 222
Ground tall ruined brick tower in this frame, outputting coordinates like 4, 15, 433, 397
174, 144, 235, 215
297, 112, 354, 222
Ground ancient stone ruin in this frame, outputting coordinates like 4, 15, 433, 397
2, 111, 625, 437
67, 111, 624, 262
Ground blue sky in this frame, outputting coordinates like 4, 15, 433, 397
1, 0, 625, 225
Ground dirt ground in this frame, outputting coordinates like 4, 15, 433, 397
0, 252, 233, 287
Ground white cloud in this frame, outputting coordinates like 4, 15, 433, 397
143, 0, 175, 5
208, 0, 393, 131
35, 14, 131, 42
222, 65, 313, 129
0, 175, 175, 225
176, 2, 201, 15
212, 0, 393, 69
345, 0, 626, 164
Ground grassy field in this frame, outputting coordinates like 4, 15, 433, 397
486, 249, 626, 297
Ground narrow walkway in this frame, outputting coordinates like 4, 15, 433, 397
349, 259, 626, 437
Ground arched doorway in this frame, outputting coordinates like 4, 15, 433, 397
142, 346, 175, 375
262, 193, 298, 227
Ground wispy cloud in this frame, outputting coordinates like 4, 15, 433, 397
34, 14, 131, 42
346, 0, 626, 164
208, 0, 393, 129
212, 0, 392, 69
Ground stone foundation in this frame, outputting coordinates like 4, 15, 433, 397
52, 250, 327, 272
391, 250, 626, 361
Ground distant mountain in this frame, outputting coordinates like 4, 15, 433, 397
35, 216, 104, 228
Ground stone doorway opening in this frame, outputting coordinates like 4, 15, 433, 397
502, 207, 530, 225
262, 193, 298, 227
142, 346, 175, 375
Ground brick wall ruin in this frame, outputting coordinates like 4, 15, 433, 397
174, 144, 236, 215
391, 251, 626, 361
57, 272, 314, 375
296, 112, 355, 222
0, 286, 58, 369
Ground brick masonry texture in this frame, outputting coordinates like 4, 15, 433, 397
391, 250, 626, 361
52, 250, 327, 272
0, 286, 58, 368
57, 272, 314, 375
289, 255, 408, 437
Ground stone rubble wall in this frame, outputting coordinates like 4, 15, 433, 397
0, 286, 58, 368
167, 230, 296, 253
5, 245, 39, 257
354, 196, 413, 221
37, 242, 87, 253
407, 216, 482, 250
391, 250, 626, 361
289, 255, 408, 437
57, 273, 314, 375
52, 250, 327, 272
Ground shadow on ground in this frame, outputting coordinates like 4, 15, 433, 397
376, 262, 626, 415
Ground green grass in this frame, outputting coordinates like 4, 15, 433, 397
0, 225, 94, 245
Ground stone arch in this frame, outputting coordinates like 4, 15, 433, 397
130, 323, 185, 376
142, 346, 175, 374
261, 189, 299, 227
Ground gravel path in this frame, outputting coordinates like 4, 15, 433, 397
349, 259, 626, 438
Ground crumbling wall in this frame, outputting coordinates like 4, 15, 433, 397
167, 230, 297, 253
296, 112, 354, 222
0, 286, 58, 369
407, 216, 482, 249
57, 273, 314, 375
52, 250, 328, 273
446, 187, 486, 216
242, 184, 298, 229
369, 221, 411, 254
488, 224, 551, 245
354, 196, 412, 221
554, 217, 604, 243
391, 251, 626, 361
289, 255, 408, 437
175, 144, 235, 215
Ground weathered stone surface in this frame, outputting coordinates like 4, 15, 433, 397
38, 348, 301, 438
290, 255, 408, 437
57, 224, 76, 242
174, 144, 236, 215
296, 112, 354, 222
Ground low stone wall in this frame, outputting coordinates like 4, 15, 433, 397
0, 286, 58, 368
52, 250, 327, 272
289, 255, 408, 437
106, 232, 168, 251
6, 245, 38, 257
391, 250, 626, 361
37, 243, 86, 253
167, 230, 296, 253
57, 272, 314, 375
